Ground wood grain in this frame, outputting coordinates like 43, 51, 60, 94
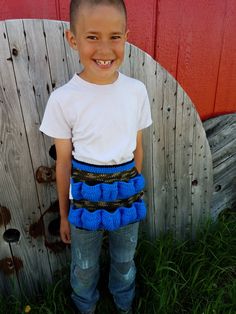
204, 114, 236, 218
121, 41, 213, 239
0, 20, 50, 296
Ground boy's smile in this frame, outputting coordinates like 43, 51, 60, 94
66, 4, 129, 85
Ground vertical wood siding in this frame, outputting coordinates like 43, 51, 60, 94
0, 0, 235, 119
214, 0, 236, 115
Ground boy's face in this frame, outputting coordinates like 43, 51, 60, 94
66, 4, 128, 84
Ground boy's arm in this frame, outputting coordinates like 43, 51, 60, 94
134, 130, 143, 173
54, 138, 72, 244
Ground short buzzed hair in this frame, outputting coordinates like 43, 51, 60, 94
70, 0, 127, 33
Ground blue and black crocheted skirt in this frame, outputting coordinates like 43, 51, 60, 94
68, 158, 147, 231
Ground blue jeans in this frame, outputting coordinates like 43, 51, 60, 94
70, 222, 139, 313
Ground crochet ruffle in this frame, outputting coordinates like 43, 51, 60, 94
68, 199, 146, 231
71, 174, 145, 202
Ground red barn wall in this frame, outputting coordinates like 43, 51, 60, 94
0, 0, 236, 120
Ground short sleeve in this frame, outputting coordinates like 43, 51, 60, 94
39, 94, 72, 139
138, 87, 152, 130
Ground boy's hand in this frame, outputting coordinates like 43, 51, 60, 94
60, 218, 71, 243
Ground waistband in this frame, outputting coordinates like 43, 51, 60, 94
72, 158, 135, 174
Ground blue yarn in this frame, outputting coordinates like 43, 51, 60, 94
68, 199, 146, 231
81, 182, 102, 202
100, 182, 118, 201
72, 158, 135, 174
101, 209, 121, 231
69, 159, 147, 231
71, 174, 145, 202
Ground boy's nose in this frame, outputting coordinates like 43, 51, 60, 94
97, 41, 112, 54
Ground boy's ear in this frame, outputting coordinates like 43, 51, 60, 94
125, 29, 130, 41
65, 29, 78, 51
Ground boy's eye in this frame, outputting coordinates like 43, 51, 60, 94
87, 36, 98, 40
111, 36, 121, 40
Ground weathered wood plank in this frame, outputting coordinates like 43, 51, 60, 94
191, 102, 213, 237
141, 54, 157, 238
127, 46, 156, 236
162, 72, 177, 234
0, 20, 48, 296
203, 114, 236, 218
0, 22, 24, 297
0, 19, 74, 297
151, 63, 167, 236
121, 43, 213, 239
42, 20, 75, 262
43, 20, 70, 88
4, 18, 55, 296
22, 19, 69, 271
0, 33, 20, 290
175, 86, 193, 238
120, 42, 132, 77
61, 21, 83, 78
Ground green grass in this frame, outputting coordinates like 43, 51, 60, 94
135, 211, 236, 314
1, 210, 236, 314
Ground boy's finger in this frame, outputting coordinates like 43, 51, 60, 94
61, 232, 71, 244
62, 237, 70, 244
66, 232, 71, 243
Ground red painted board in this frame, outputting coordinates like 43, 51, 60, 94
155, 0, 183, 77
126, 0, 157, 57
0, 0, 235, 119
156, 0, 226, 120
0, 0, 58, 20
214, 0, 236, 116
177, 0, 226, 120
58, 0, 70, 21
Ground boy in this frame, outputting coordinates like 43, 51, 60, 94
40, 0, 152, 313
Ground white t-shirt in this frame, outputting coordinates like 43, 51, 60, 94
40, 72, 152, 165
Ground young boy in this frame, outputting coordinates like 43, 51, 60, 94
40, 0, 152, 313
